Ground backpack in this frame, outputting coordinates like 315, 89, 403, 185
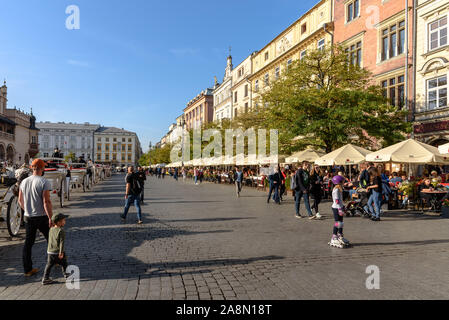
128, 173, 142, 195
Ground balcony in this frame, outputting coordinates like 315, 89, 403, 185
0, 131, 15, 141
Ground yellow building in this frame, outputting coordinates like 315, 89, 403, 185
413, 0, 449, 146
249, 0, 333, 107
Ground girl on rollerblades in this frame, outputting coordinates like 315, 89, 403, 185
329, 175, 350, 248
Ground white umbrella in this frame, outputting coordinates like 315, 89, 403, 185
438, 142, 449, 155
285, 149, 325, 163
315, 144, 372, 166
367, 139, 449, 164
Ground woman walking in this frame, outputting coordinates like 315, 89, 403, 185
365, 167, 382, 221
309, 164, 323, 220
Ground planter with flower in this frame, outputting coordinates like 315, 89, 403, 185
441, 199, 449, 218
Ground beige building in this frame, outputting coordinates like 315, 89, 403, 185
213, 55, 233, 121
0, 81, 39, 165
413, 0, 449, 146
184, 87, 215, 130
231, 52, 257, 116
94, 127, 142, 166
249, 0, 333, 107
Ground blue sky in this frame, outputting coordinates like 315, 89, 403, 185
0, 0, 317, 152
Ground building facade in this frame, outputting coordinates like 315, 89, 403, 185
94, 127, 142, 166
413, 0, 449, 145
37, 122, 99, 159
184, 87, 215, 131
249, 0, 333, 107
231, 53, 256, 116
0, 81, 39, 165
213, 55, 233, 121
334, 0, 414, 113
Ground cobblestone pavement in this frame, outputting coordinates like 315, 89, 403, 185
1, 173, 449, 300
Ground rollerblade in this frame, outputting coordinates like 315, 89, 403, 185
338, 234, 351, 247
328, 236, 344, 248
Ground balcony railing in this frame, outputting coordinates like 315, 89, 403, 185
0, 131, 15, 141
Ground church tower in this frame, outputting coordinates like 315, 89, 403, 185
0, 80, 7, 114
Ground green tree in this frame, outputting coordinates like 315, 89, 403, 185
64, 152, 76, 163
259, 45, 411, 154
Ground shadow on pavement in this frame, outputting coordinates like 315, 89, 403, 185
354, 238, 449, 247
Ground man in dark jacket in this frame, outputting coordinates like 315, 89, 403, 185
294, 161, 313, 218
267, 167, 281, 204
359, 162, 374, 189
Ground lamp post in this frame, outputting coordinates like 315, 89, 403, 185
181, 119, 186, 167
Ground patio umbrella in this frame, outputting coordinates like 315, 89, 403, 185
366, 139, 449, 164
438, 142, 449, 155
285, 149, 325, 164
315, 144, 372, 166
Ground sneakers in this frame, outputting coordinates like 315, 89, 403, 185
308, 215, 316, 220
295, 214, 303, 219
315, 213, 323, 220
63, 272, 71, 279
42, 278, 54, 285
137, 220, 143, 225
24, 268, 39, 277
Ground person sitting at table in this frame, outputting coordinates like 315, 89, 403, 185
430, 170, 442, 186
390, 172, 402, 185
418, 178, 434, 209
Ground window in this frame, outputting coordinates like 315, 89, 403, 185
429, 17, 447, 51
301, 23, 307, 34
97, 144, 102, 151
234, 91, 237, 103
128, 138, 132, 142
106, 138, 109, 142
381, 20, 405, 61
287, 59, 293, 71
381, 75, 405, 109
300, 50, 307, 60
265, 52, 269, 61
112, 154, 117, 161
128, 154, 132, 161
122, 145, 126, 151
244, 84, 248, 97
264, 73, 269, 86
105, 144, 109, 152
234, 108, 238, 118
345, 41, 362, 67
346, 0, 360, 23
427, 75, 447, 110
245, 103, 248, 113
318, 39, 325, 51
128, 144, 132, 151
97, 154, 101, 161
275, 67, 280, 80
122, 138, 125, 142
113, 138, 117, 142
105, 154, 109, 161
121, 154, 125, 161
255, 80, 259, 91
238, 67, 244, 77
113, 144, 117, 152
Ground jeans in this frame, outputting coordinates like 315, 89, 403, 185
349, 189, 357, 199
235, 181, 242, 196
366, 191, 381, 218
194, 176, 198, 184
43, 254, 68, 280
174, 174, 178, 181
267, 183, 280, 203
295, 190, 313, 216
121, 194, 142, 221
23, 216, 50, 273
311, 191, 322, 214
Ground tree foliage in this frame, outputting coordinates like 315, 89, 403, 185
257, 45, 411, 153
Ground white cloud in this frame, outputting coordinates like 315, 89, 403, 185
67, 59, 89, 67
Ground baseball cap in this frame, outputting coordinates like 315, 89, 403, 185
31, 159, 46, 169
52, 213, 69, 223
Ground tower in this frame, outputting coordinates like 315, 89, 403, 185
0, 80, 7, 114
224, 47, 233, 80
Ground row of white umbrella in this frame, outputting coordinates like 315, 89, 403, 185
160, 139, 449, 169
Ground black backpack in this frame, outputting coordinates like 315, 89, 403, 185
129, 173, 142, 194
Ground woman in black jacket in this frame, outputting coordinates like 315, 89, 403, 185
309, 164, 323, 219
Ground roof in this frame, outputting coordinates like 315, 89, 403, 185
95, 126, 135, 134
0, 115, 16, 126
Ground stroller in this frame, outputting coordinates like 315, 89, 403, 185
345, 188, 371, 218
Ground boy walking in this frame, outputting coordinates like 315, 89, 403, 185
42, 213, 69, 285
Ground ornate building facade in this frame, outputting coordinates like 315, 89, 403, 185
0, 81, 39, 165
249, 0, 333, 107
413, 0, 449, 146
213, 55, 233, 121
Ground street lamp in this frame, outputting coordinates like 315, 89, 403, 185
181, 119, 186, 167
